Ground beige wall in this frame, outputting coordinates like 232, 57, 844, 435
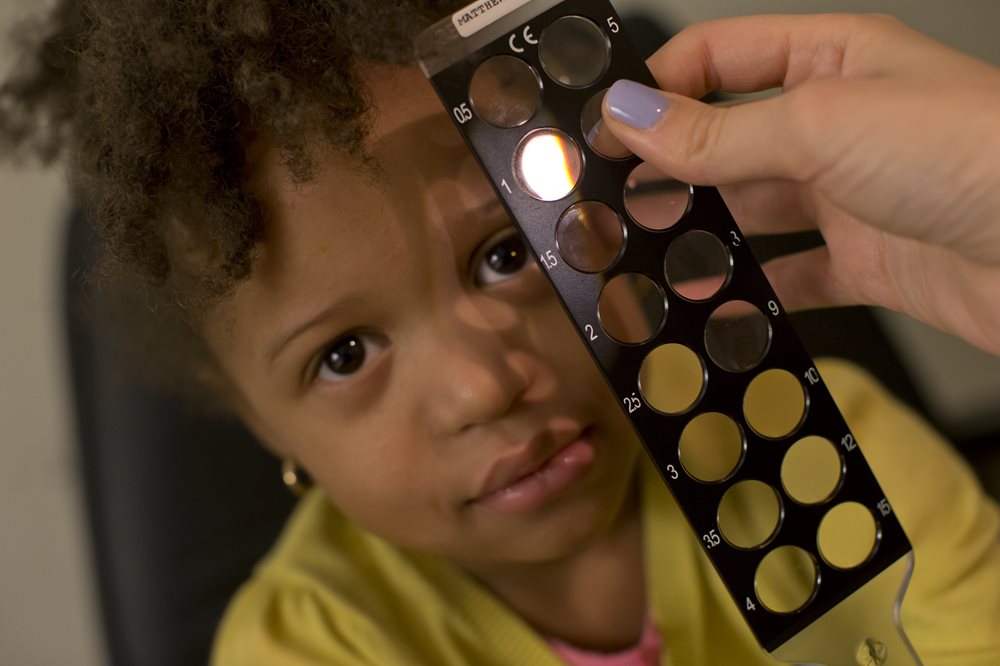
0, 1, 997, 664
0, 1, 104, 664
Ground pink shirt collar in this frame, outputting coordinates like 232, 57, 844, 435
547, 615, 662, 666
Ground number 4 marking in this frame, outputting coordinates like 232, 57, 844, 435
746, 596, 757, 612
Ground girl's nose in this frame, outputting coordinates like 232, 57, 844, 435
421, 297, 533, 435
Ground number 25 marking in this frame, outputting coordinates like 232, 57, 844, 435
623, 393, 641, 414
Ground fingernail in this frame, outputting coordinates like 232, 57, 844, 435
606, 80, 670, 130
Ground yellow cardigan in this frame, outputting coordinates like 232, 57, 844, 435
212, 360, 1000, 665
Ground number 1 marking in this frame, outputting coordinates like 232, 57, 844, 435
501, 178, 512, 195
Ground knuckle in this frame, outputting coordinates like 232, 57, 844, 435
863, 13, 905, 31
784, 79, 846, 178
845, 12, 906, 39
678, 106, 726, 175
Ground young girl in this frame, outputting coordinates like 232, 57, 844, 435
3, 2, 999, 664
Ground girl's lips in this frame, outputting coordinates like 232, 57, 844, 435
473, 436, 597, 514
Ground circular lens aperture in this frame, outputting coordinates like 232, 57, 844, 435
598, 273, 665, 344
539, 16, 610, 88
624, 163, 692, 230
556, 201, 625, 273
514, 129, 583, 201
470, 55, 542, 128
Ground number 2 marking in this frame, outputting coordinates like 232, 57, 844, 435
584, 324, 598, 341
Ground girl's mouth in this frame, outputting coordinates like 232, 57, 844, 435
473, 430, 597, 514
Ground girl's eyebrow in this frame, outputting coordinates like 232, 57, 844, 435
267, 296, 362, 367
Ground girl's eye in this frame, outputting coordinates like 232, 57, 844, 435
474, 228, 530, 286
316, 333, 387, 383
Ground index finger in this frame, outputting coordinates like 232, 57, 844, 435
647, 13, 908, 99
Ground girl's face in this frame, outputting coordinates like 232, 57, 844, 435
204, 66, 641, 569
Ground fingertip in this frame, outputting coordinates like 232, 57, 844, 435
604, 79, 673, 131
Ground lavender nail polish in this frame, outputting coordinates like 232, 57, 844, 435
606, 80, 670, 130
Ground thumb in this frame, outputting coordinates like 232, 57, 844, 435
602, 80, 803, 186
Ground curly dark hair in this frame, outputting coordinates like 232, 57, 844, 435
1, 0, 466, 306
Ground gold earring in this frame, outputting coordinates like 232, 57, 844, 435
281, 458, 313, 496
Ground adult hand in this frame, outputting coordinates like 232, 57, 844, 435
602, 14, 1000, 355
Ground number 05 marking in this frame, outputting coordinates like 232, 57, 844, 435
453, 102, 473, 124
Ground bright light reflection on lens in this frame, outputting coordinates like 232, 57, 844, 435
514, 129, 583, 201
